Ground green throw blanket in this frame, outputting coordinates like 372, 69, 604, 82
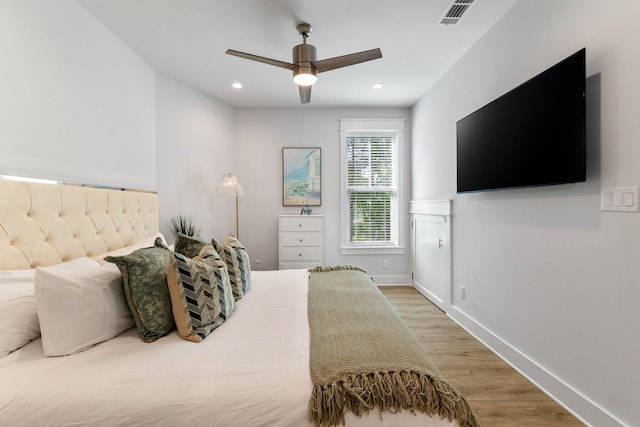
307, 266, 479, 427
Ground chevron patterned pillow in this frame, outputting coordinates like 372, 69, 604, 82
212, 236, 251, 301
167, 247, 235, 343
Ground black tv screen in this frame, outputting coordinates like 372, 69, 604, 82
456, 49, 586, 193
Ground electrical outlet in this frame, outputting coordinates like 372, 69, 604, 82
383, 260, 389, 269
255, 260, 261, 270
458, 285, 465, 300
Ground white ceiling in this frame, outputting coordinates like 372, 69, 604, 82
77, 0, 519, 108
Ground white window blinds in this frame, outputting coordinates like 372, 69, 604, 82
345, 135, 398, 245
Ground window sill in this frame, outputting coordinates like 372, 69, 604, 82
340, 246, 405, 255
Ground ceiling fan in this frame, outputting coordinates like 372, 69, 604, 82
226, 23, 382, 104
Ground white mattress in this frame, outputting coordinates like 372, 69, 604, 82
0, 269, 456, 427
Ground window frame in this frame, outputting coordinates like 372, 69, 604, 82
339, 119, 406, 255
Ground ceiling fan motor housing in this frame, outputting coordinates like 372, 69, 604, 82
292, 43, 317, 84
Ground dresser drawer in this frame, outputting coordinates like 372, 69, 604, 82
280, 261, 321, 270
280, 246, 322, 262
279, 217, 322, 232
281, 232, 322, 247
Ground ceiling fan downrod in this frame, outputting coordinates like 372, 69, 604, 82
296, 22, 312, 42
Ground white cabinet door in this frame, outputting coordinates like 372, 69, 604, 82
412, 214, 449, 310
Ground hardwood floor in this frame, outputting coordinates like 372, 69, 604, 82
378, 286, 585, 427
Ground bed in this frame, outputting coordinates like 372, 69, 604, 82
0, 179, 478, 427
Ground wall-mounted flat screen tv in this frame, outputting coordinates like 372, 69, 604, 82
456, 48, 586, 193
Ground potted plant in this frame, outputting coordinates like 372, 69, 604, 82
168, 214, 201, 239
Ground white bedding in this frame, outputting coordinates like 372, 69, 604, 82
0, 269, 456, 427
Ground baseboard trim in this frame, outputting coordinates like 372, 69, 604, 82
446, 305, 626, 427
370, 274, 411, 286
412, 281, 447, 311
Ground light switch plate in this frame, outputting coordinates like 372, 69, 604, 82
601, 187, 639, 212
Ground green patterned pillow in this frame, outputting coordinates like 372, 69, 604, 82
167, 246, 235, 342
105, 244, 174, 342
212, 236, 251, 301
174, 233, 207, 258
154, 236, 169, 250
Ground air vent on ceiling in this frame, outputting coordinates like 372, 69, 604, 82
439, 0, 475, 26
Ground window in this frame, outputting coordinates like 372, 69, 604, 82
347, 135, 396, 243
340, 119, 405, 254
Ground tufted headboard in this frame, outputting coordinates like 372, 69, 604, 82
0, 179, 159, 270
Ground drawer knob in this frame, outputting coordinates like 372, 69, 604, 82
298, 224, 302, 227
299, 253, 302, 257
299, 239, 303, 242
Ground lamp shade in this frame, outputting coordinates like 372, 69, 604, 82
217, 173, 243, 196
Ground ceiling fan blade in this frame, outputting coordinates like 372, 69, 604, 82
226, 49, 295, 70
312, 48, 382, 73
299, 85, 311, 104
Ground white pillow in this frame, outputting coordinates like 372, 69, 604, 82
0, 282, 40, 358
35, 262, 134, 356
93, 232, 167, 262
0, 269, 36, 286
0, 257, 101, 358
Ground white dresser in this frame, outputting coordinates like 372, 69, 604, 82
278, 215, 323, 270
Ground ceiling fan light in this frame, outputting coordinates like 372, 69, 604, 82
293, 72, 318, 86
293, 64, 318, 86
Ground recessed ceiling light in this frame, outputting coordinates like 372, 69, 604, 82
372, 82, 384, 89
232, 82, 243, 89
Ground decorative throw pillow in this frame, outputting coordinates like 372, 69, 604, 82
154, 236, 169, 250
35, 263, 134, 356
195, 243, 227, 269
194, 244, 234, 310
167, 246, 235, 343
174, 233, 208, 258
105, 244, 174, 342
212, 235, 251, 301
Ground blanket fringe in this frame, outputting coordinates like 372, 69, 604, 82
308, 265, 367, 274
309, 370, 480, 427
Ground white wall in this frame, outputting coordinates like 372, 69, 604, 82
155, 74, 235, 243
411, 1, 639, 426
0, 0, 156, 190
234, 108, 411, 283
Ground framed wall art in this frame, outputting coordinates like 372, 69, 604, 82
282, 147, 321, 206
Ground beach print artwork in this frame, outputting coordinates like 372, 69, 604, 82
283, 147, 321, 206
